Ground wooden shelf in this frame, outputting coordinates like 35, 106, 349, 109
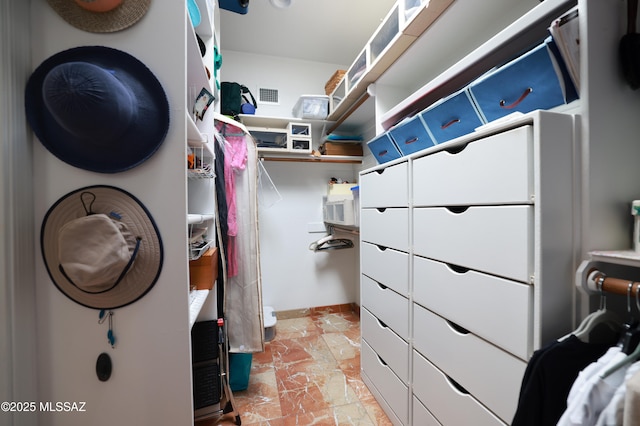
259, 153, 362, 164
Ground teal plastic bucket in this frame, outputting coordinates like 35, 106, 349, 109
229, 353, 252, 391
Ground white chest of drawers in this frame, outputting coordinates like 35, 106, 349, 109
359, 111, 576, 425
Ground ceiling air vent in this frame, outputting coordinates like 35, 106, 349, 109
259, 87, 279, 104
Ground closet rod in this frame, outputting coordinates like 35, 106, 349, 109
586, 269, 640, 298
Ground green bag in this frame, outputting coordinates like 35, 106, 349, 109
221, 82, 257, 117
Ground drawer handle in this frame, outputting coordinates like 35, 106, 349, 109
378, 149, 389, 157
446, 263, 469, 274
405, 137, 419, 145
377, 354, 388, 366
376, 282, 388, 291
441, 118, 461, 130
376, 208, 387, 213
446, 375, 470, 395
377, 318, 389, 329
445, 143, 469, 155
375, 244, 388, 252
499, 87, 533, 109
445, 206, 469, 214
446, 320, 471, 335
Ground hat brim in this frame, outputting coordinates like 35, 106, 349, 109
41, 185, 163, 310
46, 0, 151, 33
25, 46, 170, 174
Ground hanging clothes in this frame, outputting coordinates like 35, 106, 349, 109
216, 121, 248, 278
213, 116, 263, 353
557, 347, 629, 425
512, 335, 611, 426
624, 368, 640, 424
214, 134, 229, 312
596, 361, 640, 425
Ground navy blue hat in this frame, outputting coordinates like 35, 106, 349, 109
25, 46, 170, 173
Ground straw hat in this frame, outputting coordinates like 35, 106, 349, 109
41, 185, 163, 309
46, 0, 151, 33
25, 45, 170, 173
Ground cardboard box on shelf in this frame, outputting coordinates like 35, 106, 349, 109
189, 247, 218, 290
319, 142, 363, 156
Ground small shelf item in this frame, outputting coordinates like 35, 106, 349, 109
189, 247, 219, 291
189, 222, 213, 261
193, 87, 215, 121
187, 144, 214, 179
292, 95, 329, 120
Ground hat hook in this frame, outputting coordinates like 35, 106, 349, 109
80, 191, 96, 215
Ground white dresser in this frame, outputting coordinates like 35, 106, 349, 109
359, 111, 577, 425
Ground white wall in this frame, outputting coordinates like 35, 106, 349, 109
29, 3, 193, 425
258, 161, 360, 312
220, 50, 346, 118
1, 1, 39, 425
221, 49, 369, 311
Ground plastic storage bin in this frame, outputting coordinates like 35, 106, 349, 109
292, 95, 329, 119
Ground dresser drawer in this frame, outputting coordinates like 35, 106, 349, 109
361, 341, 409, 425
413, 206, 532, 283
413, 396, 442, 426
361, 307, 409, 383
419, 89, 484, 144
361, 242, 409, 296
413, 350, 507, 426
361, 208, 409, 251
388, 114, 435, 156
360, 162, 408, 208
413, 256, 532, 359
413, 126, 533, 206
413, 305, 526, 423
361, 275, 409, 340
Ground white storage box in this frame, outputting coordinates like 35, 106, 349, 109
323, 196, 356, 226
293, 95, 329, 119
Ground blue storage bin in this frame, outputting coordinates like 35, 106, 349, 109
419, 90, 485, 144
367, 133, 402, 164
388, 115, 435, 156
468, 42, 569, 123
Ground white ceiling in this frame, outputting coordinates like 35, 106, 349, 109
219, 0, 397, 66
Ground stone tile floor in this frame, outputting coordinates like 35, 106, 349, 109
198, 306, 392, 425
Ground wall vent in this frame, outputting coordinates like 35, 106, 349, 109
259, 87, 279, 104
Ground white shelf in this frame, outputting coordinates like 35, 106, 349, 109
589, 250, 640, 268
189, 289, 210, 329
239, 114, 332, 129
187, 213, 215, 224
327, 0, 455, 125
187, 113, 207, 144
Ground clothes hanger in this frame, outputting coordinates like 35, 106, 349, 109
561, 274, 623, 344
599, 282, 640, 379
308, 234, 354, 251
619, 282, 640, 354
